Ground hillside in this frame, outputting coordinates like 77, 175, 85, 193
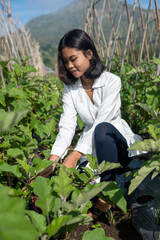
26, 0, 154, 69
26, 0, 85, 68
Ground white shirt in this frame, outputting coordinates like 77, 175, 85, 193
51, 71, 142, 159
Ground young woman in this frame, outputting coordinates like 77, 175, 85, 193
41, 29, 142, 181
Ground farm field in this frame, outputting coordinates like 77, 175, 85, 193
0, 56, 160, 239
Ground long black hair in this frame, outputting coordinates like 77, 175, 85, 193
58, 29, 105, 85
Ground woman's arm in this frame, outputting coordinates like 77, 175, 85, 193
51, 85, 77, 158
62, 150, 83, 168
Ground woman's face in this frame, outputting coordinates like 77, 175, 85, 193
62, 47, 92, 80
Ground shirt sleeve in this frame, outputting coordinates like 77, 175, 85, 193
74, 75, 121, 155
51, 85, 77, 158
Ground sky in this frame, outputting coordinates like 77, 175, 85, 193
10, 0, 160, 25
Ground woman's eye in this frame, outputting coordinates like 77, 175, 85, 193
71, 58, 77, 62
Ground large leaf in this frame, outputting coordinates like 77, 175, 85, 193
136, 103, 159, 119
102, 182, 127, 213
7, 148, 24, 157
47, 215, 72, 238
128, 139, 160, 152
128, 159, 160, 194
53, 168, 75, 200
25, 210, 47, 234
33, 158, 54, 175
0, 164, 22, 178
97, 161, 122, 174
0, 110, 30, 135
34, 176, 55, 217
0, 185, 38, 240
63, 181, 109, 213
82, 228, 112, 240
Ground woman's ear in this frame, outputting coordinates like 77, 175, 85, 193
86, 49, 93, 60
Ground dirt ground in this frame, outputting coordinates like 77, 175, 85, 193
59, 209, 142, 240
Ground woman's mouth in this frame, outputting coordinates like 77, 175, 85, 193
71, 70, 78, 75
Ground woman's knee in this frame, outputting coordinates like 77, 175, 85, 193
94, 122, 115, 145
94, 122, 113, 137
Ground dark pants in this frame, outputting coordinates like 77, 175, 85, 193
94, 122, 130, 182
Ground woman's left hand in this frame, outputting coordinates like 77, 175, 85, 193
62, 150, 83, 168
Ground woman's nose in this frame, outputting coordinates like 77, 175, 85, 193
68, 61, 74, 69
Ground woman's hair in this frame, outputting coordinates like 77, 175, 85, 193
58, 29, 105, 85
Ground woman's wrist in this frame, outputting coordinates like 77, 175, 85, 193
72, 151, 83, 161
49, 154, 60, 163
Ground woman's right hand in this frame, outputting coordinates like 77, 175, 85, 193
38, 154, 60, 178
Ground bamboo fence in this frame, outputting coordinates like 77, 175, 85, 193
0, 0, 46, 76
84, 0, 160, 76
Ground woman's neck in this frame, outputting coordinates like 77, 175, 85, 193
81, 76, 94, 88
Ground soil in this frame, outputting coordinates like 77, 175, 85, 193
57, 208, 142, 240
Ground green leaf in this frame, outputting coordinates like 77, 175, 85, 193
0, 90, 6, 106
0, 164, 22, 178
126, 66, 145, 75
128, 164, 156, 194
22, 56, 32, 62
66, 214, 92, 226
63, 182, 110, 213
23, 65, 37, 74
82, 228, 109, 240
13, 64, 22, 77
68, 168, 89, 183
148, 124, 160, 140
33, 158, 53, 175
7, 148, 24, 157
34, 176, 55, 217
0, 59, 10, 68
53, 169, 75, 199
47, 215, 72, 238
82, 167, 94, 178
128, 139, 160, 152
0, 185, 38, 240
25, 210, 47, 234
136, 103, 159, 119
77, 114, 85, 130
8, 87, 27, 98
97, 161, 122, 174
102, 182, 127, 213
87, 154, 98, 170
44, 119, 56, 135
0, 110, 30, 135
151, 58, 160, 65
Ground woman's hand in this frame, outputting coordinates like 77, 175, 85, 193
62, 151, 83, 168
38, 154, 60, 177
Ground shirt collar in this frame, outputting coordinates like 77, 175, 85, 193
76, 71, 106, 89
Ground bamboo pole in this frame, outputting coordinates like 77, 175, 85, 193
109, 5, 125, 71
154, 0, 160, 77
0, 10, 18, 58
138, 0, 152, 65
138, 0, 150, 62
120, 0, 137, 76
124, 0, 136, 66
107, 0, 120, 56
0, 65, 5, 88
105, 0, 120, 68
94, 8, 108, 52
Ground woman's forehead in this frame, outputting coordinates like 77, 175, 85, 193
62, 47, 81, 58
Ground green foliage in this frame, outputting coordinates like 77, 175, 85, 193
0, 110, 30, 135
0, 185, 38, 240
2, 56, 159, 238
82, 228, 115, 240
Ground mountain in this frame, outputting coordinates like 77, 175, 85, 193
26, 0, 85, 68
26, 0, 156, 69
